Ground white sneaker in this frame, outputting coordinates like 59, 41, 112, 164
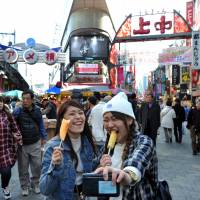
33, 186, 40, 194
22, 188, 29, 196
2, 187, 11, 199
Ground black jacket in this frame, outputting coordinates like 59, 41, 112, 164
139, 102, 160, 140
187, 107, 200, 129
173, 104, 185, 124
14, 105, 42, 145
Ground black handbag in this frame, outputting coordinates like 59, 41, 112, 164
156, 180, 172, 200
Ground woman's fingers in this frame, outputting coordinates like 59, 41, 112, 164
102, 166, 109, 181
95, 166, 126, 184
112, 169, 119, 184
116, 170, 125, 183
52, 148, 63, 165
100, 154, 112, 166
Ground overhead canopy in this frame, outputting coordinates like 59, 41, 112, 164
61, 84, 111, 92
45, 86, 61, 94
0, 61, 29, 90
3, 90, 23, 99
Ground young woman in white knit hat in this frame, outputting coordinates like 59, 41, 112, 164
95, 92, 159, 200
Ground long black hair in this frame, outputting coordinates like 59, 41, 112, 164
55, 100, 97, 168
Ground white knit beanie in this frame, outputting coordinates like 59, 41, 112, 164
102, 92, 135, 119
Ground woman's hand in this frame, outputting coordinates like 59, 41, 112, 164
52, 147, 63, 165
100, 154, 112, 167
95, 166, 131, 185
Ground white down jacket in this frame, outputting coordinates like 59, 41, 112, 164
161, 106, 176, 128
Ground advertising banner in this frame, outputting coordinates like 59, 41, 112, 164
194, 0, 200, 30
181, 66, 190, 83
186, 1, 193, 46
75, 63, 99, 74
192, 31, 200, 69
186, 1, 193, 26
172, 65, 180, 85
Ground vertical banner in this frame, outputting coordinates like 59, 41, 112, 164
194, 0, 200, 30
117, 67, 124, 85
186, 1, 194, 26
192, 69, 200, 89
186, 1, 193, 46
110, 67, 117, 88
192, 31, 200, 69
172, 65, 180, 85
181, 66, 190, 83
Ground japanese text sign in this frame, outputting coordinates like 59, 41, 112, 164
192, 31, 200, 69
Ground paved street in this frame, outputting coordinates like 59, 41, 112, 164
157, 128, 200, 200
1, 128, 200, 200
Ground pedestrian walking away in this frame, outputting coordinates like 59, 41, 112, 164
187, 97, 200, 155
173, 98, 185, 143
160, 98, 176, 143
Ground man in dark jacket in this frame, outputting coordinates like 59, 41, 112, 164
128, 92, 139, 121
187, 98, 200, 155
173, 98, 185, 143
13, 90, 47, 196
41, 98, 57, 119
139, 92, 160, 145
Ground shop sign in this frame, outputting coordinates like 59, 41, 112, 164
115, 10, 191, 40
181, 66, 190, 83
75, 63, 99, 74
158, 47, 191, 64
172, 65, 180, 85
44, 50, 57, 65
192, 31, 200, 69
192, 69, 200, 89
0, 48, 66, 64
186, 1, 194, 27
3, 48, 18, 63
71, 75, 103, 83
23, 49, 38, 65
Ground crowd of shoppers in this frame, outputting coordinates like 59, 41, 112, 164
1, 88, 199, 200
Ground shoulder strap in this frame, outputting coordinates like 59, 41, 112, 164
161, 109, 169, 118
27, 111, 40, 127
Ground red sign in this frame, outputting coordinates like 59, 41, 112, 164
3, 48, 18, 63
114, 10, 191, 42
23, 49, 38, 65
76, 63, 99, 74
186, 1, 194, 26
44, 50, 57, 65
132, 15, 173, 35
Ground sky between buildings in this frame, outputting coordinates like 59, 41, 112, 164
0, 0, 189, 91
